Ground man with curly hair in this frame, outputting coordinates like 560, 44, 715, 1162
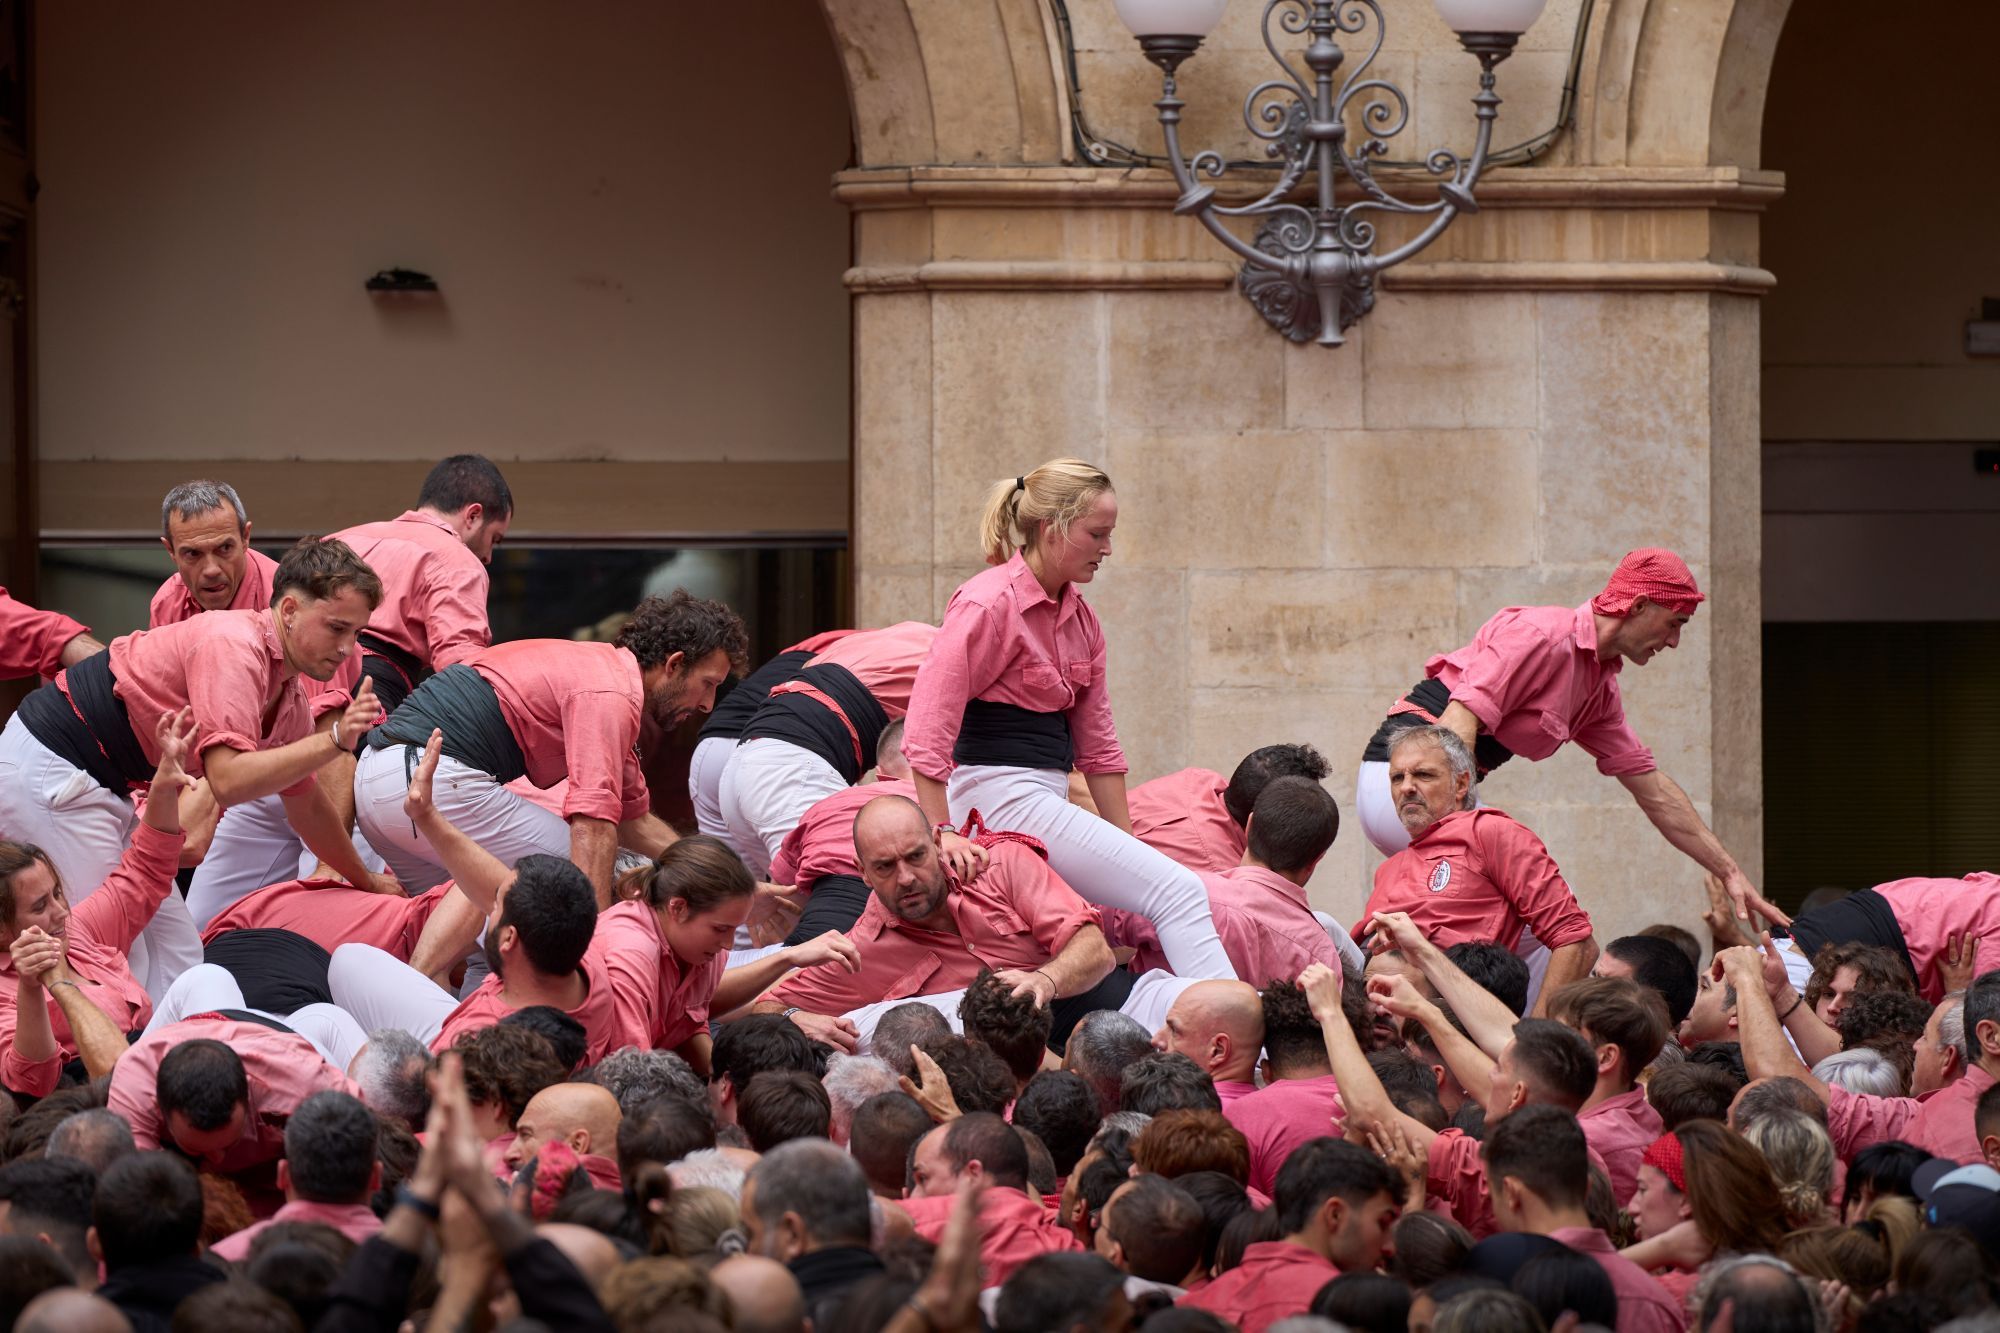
960, 969, 1054, 1092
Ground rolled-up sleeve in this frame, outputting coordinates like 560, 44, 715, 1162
557, 690, 643, 824
1006, 854, 1103, 958
1574, 679, 1656, 777
903, 598, 1002, 782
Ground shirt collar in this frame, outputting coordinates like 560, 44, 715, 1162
397, 509, 459, 537
1407, 806, 1473, 849
1230, 864, 1313, 913
1001, 551, 1081, 628
1571, 602, 1621, 674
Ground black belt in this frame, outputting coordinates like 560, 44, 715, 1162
357, 631, 431, 716
1049, 968, 1138, 1052
740, 662, 889, 786
368, 664, 527, 783
1361, 677, 1515, 776
952, 701, 1073, 772
700, 649, 815, 743
15, 652, 149, 792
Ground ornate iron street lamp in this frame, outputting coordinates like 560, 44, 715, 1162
1112, 0, 1549, 346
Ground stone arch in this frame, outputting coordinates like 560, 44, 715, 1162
1576, 0, 1795, 168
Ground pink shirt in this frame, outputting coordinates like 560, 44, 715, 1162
902, 1186, 1081, 1286
329, 511, 491, 671
766, 621, 938, 762
1395, 602, 1654, 776
1825, 1066, 1996, 1165
1361, 808, 1594, 953
768, 840, 1101, 1014
903, 552, 1124, 779
769, 779, 918, 889
1875, 874, 2000, 1003
1226, 1074, 1346, 1196
147, 548, 281, 628
1122, 866, 1339, 984
432, 946, 622, 1065
0, 587, 89, 680
1180, 1240, 1340, 1333
108, 1016, 362, 1173
471, 640, 650, 823
1427, 1126, 1610, 1238
593, 900, 727, 1052
1131, 768, 1245, 873
209, 1199, 382, 1262
0, 822, 179, 1096
1579, 1088, 1664, 1207
200, 879, 453, 961
1547, 1226, 1687, 1333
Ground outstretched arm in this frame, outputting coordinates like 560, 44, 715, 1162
1369, 972, 1495, 1111
1717, 945, 1827, 1102
1367, 911, 1519, 1059
403, 730, 510, 915
1302, 963, 1438, 1156
1618, 770, 1778, 926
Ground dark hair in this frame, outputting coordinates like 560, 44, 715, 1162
1636, 922, 1703, 969
0, 1156, 96, 1234
246, 1240, 347, 1330
1132, 1110, 1249, 1184
1312, 1272, 1414, 1333
1120, 1052, 1222, 1115
616, 1092, 717, 1180
271, 536, 383, 610
0, 1236, 75, 1329
1106, 1175, 1206, 1284
1074, 1155, 1130, 1233
171, 1281, 304, 1333
1369, 1047, 1441, 1103
496, 1004, 589, 1073
1606, 934, 1700, 1026
1171, 1171, 1248, 1275
1016, 1127, 1057, 1195
1482, 1105, 1588, 1209
1645, 1061, 1739, 1131
1067, 1009, 1155, 1114
1512, 1244, 1618, 1329
1506, 1019, 1597, 1110
1546, 976, 1671, 1081
632, 835, 755, 916
940, 1112, 1030, 1190
849, 1092, 932, 1197
1842, 1140, 1928, 1213
1258, 980, 1328, 1074
1697, 1258, 1821, 1333
1215, 1205, 1283, 1273
1012, 1071, 1099, 1175
993, 1252, 1126, 1333
93, 1152, 205, 1268
1389, 1210, 1473, 1287
615, 589, 750, 674
453, 1023, 568, 1123
157, 1039, 249, 1132
1804, 942, 1916, 1010
712, 1013, 820, 1093
417, 454, 513, 518
1244, 776, 1339, 874
737, 1071, 832, 1152
746, 1140, 874, 1251
960, 970, 1053, 1084
282, 1092, 377, 1202
1733, 1075, 1829, 1132
917, 1035, 1016, 1116
1272, 1137, 1400, 1234
3, 1083, 102, 1166
499, 854, 599, 977
1687, 1040, 1748, 1088
1225, 744, 1332, 826
1444, 943, 1530, 1018
1839, 989, 1934, 1086
1893, 1227, 2000, 1318
869, 1003, 956, 1080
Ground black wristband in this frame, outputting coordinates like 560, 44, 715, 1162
1779, 991, 1804, 1022
395, 1185, 442, 1220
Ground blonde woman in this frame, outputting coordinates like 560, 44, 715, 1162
902, 459, 1234, 981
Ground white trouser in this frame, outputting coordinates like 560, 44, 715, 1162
183, 793, 388, 930
846, 970, 1201, 1051
688, 737, 738, 842
353, 745, 568, 893
328, 943, 458, 1046
718, 738, 847, 879
143, 963, 368, 1072
1774, 937, 1815, 993
947, 765, 1236, 981
1314, 911, 1369, 976
1356, 758, 1483, 858
0, 715, 203, 997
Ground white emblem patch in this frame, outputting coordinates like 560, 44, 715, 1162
1427, 861, 1452, 893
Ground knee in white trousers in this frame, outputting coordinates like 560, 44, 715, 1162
142, 963, 366, 1072
717, 739, 846, 878
329, 944, 458, 1047
354, 745, 568, 893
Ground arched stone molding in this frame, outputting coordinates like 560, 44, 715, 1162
1579, 0, 1795, 168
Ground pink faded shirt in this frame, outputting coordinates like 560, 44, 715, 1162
330, 511, 491, 671
903, 552, 1125, 779
200, 879, 453, 961
1180, 1240, 1341, 1333
768, 841, 1101, 1015
1579, 1088, 1664, 1207
1131, 768, 1245, 874
1825, 1066, 1997, 1165
902, 1186, 1081, 1286
1123, 866, 1339, 985
1547, 1226, 1687, 1333
1876, 874, 2000, 1003
148, 547, 281, 628
1428, 1126, 1610, 1238
769, 779, 918, 890
0, 587, 89, 680
471, 639, 649, 824
210, 1199, 382, 1262
432, 946, 623, 1064
1395, 602, 1655, 776
109, 1016, 361, 1173
594, 900, 727, 1052
767, 621, 938, 762
1226, 1074, 1347, 1196
0, 822, 180, 1096
1361, 808, 1594, 953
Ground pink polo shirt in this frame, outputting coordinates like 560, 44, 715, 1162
108, 1016, 362, 1173
1427, 1126, 1610, 1238
1874, 874, 2000, 1003
1825, 1066, 1997, 1165
1394, 602, 1654, 776
593, 900, 727, 1052
0, 822, 180, 1096
1131, 768, 1245, 874
0, 587, 89, 680
471, 640, 650, 824
1546, 1226, 1687, 1333
769, 779, 918, 889
330, 511, 490, 671
902, 1186, 1082, 1286
1122, 866, 1339, 985
209, 1199, 382, 1262
1578, 1088, 1664, 1207
766, 621, 938, 750
147, 548, 281, 628
71, 611, 316, 797
432, 946, 624, 1065
903, 552, 1125, 779
1226, 1074, 1346, 1196
767, 840, 1101, 1015
1360, 808, 1594, 953
199, 879, 453, 961
1180, 1240, 1340, 1333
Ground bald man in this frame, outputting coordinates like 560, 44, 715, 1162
1152, 980, 1264, 1106
505, 1083, 623, 1192
17, 1289, 130, 1333
710, 1254, 808, 1333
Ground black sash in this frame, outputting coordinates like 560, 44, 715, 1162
367, 663, 527, 783
740, 663, 887, 785
699, 649, 815, 742
203, 928, 335, 1014
1361, 677, 1516, 776
952, 701, 1073, 772
784, 874, 873, 948
1783, 888, 1919, 989
356, 631, 431, 716
15, 652, 150, 792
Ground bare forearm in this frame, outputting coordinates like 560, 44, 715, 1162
1730, 965, 1825, 1099
569, 816, 618, 906
1411, 939, 1520, 1057
414, 805, 511, 914
49, 981, 127, 1078
285, 788, 374, 885
913, 773, 953, 829
316, 745, 359, 835
1437, 700, 1483, 755
1084, 773, 1132, 835
11, 981, 54, 1063
408, 889, 485, 983
1623, 771, 1740, 879
1043, 926, 1114, 998
618, 813, 676, 860
713, 947, 812, 1014
1532, 939, 1600, 1018
59, 633, 106, 668
1419, 1004, 1496, 1108
1781, 988, 1841, 1066
204, 735, 343, 807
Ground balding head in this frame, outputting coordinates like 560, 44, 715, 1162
1153, 981, 1264, 1085
710, 1254, 807, 1333
506, 1081, 624, 1170
853, 795, 951, 923
537, 1222, 622, 1289
17, 1288, 131, 1333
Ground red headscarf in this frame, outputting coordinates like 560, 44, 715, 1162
1592, 548, 1705, 618
1641, 1131, 1687, 1193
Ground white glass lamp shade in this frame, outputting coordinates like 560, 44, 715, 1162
1113, 0, 1230, 39
1432, 0, 1548, 33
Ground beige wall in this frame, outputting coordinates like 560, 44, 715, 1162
35, 2, 852, 508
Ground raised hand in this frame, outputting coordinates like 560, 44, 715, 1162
1299, 962, 1344, 1024
403, 729, 444, 825
1361, 909, 1427, 957
141, 708, 200, 833
900, 1044, 964, 1124
787, 930, 861, 974
787, 1008, 859, 1053
747, 883, 805, 948
1940, 930, 1980, 996
991, 967, 1056, 1006
9, 927, 65, 985
1365, 971, 1433, 1022
336, 677, 385, 751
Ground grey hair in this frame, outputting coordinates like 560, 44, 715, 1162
161, 480, 248, 538
1939, 993, 1968, 1065
746, 1139, 873, 1248
822, 1054, 902, 1138
672, 1147, 747, 1197
1064, 1008, 1154, 1112
585, 1045, 707, 1117
865, 1002, 954, 1079
1810, 1046, 1902, 1098
1386, 725, 1477, 806
1695, 1254, 1826, 1333
349, 1029, 433, 1127
44, 1109, 136, 1174
1267, 1321, 1351, 1333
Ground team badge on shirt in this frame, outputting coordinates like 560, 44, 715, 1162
1428, 861, 1452, 893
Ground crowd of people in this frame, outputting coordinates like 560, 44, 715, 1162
0, 453, 1993, 1333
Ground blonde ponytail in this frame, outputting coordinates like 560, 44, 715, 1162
976, 458, 1114, 566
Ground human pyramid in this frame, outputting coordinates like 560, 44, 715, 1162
0, 455, 1994, 1333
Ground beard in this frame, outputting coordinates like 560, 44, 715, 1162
482, 916, 511, 982
885, 867, 950, 923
